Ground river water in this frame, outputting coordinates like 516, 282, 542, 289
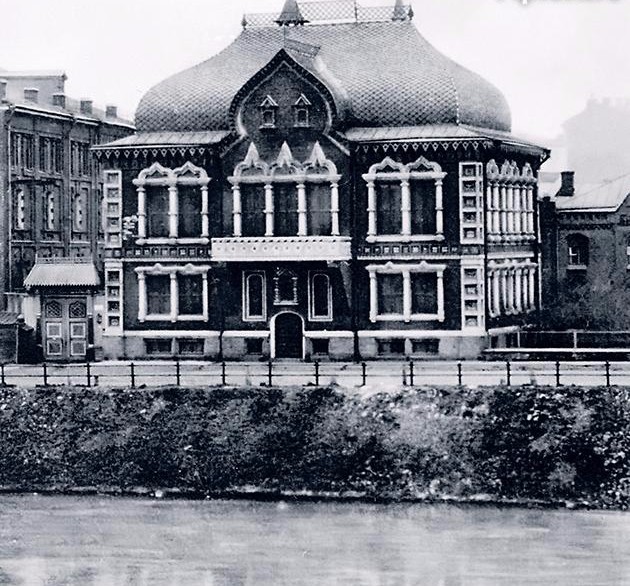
0, 495, 628, 585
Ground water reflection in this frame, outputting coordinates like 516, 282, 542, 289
0, 496, 628, 585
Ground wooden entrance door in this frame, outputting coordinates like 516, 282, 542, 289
274, 312, 303, 359
43, 298, 88, 361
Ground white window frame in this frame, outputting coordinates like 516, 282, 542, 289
133, 161, 210, 244
363, 156, 445, 243
135, 263, 210, 323
242, 271, 267, 322
308, 271, 333, 322
367, 262, 446, 323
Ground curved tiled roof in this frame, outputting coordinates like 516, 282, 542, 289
136, 21, 511, 133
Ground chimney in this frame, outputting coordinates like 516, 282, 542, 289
80, 99, 93, 115
0, 79, 7, 101
52, 93, 66, 109
105, 105, 118, 118
24, 88, 39, 103
558, 171, 575, 197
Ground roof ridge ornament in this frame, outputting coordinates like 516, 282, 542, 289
392, 0, 410, 21
276, 0, 309, 26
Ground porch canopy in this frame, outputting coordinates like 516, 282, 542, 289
24, 258, 100, 289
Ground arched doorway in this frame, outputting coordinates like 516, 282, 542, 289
272, 312, 304, 359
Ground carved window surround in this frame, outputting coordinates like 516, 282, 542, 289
135, 263, 210, 323
229, 141, 341, 238
367, 261, 446, 323
133, 162, 211, 244
363, 156, 445, 242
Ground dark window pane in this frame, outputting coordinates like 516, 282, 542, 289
178, 274, 203, 315
411, 273, 438, 314
377, 274, 403, 314
147, 275, 170, 315
312, 274, 330, 317
410, 180, 436, 234
274, 184, 298, 236
241, 184, 266, 237
307, 184, 331, 236
567, 234, 589, 266
247, 274, 264, 317
146, 186, 170, 237
376, 182, 401, 234
178, 185, 202, 237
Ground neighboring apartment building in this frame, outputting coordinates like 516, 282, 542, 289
0, 69, 134, 361
92, 0, 548, 362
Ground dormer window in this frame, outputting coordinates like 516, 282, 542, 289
259, 95, 278, 128
293, 94, 311, 127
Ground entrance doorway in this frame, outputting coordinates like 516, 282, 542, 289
42, 297, 88, 361
273, 312, 303, 359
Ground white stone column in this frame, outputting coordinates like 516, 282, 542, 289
369, 270, 378, 322
168, 185, 178, 238
435, 179, 444, 237
264, 184, 274, 237
492, 183, 501, 235
137, 186, 146, 239
202, 272, 209, 320
330, 181, 340, 236
401, 179, 411, 236
367, 181, 377, 237
169, 272, 178, 322
506, 185, 515, 236
506, 269, 515, 314
528, 267, 536, 310
437, 271, 445, 321
201, 185, 209, 238
137, 272, 147, 322
513, 186, 522, 237
527, 187, 535, 235
521, 268, 529, 311
520, 188, 528, 238
232, 185, 241, 237
501, 269, 508, 315
297, 182, 307, 236
492, 270, 501, 317
514, 267, 522, 313
403, 271, 411, 322
486, 184, 494, 238
500, 184, 508, 237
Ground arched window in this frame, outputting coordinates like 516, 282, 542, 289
243, 272, 266, 321
567, 234, 589, 267
309, 273, 332, 320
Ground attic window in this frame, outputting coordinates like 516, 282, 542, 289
259, 95, 278, 129
293, 94, 311, 127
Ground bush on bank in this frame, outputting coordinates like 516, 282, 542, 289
0, 384, 629, 508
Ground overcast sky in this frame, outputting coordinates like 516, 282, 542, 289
0, 0, 627, 141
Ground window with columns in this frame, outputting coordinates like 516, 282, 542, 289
367, 262, 446, 323
486, 160, 536, 243
229, 141, 341, 238
363, 156, 445, 242
487, 260, 537, 318
133, 162, 210, 243
135, 263, 210, 322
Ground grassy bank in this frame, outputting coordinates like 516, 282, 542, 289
0, 384, 629, 509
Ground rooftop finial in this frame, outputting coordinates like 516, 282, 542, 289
276, 0, 309, 26
392, 0, 409, 21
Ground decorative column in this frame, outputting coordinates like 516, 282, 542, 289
169, 272, 178, 322
401, 179, 411, 236
526, 187, 535, 235
202, 272, 209, 320
264, 184, 274, 237
521, 268, 529, 311
200, 184, 209, 238
437, 270, 445, 321
506, 268, 514, 314
168, 184, 178, 238
492, 270, 501, 317
520, 188, 528, 239
513, 186, 522, 238
137, 272, 147, 322
402, 271, 411, 322
501, 268, 508, 315
231, 185, 241, 237
528, 267, 536, 310
500, 184, 508, 237
506, 184, 515, 236
136, 186, 146, 239
492, 183, 501, 235
435, 178, 444, 237
369, 270, 378, 322
367, 181, 377, 237
297, 182, 307, 236
514, 267, 522, 313
330, 181, 340, 236
486, 184, 494, 239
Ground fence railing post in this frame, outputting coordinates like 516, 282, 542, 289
605, 361, 611, 388
402, 364, 407, 386
555, 360, 561, 387
506, 361, 511, 387
221, 361, 226, 386
130, 362, 136, 389
175, 360, 181, 387
457, 362, 463, 386
1, 363, 6, 387
86, 361, 91, 387
409, 360, 414, 387
43, 362, 48, 386
361, 362, 367, 387
314, 360, 320, 387
268, 360, 273, 386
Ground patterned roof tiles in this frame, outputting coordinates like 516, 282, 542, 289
136, 21, 511, 133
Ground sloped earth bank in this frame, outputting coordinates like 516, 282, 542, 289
0, 385, 629, 509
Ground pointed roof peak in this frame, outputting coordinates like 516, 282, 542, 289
276, 0, 309, 26
392, 0, 410, 21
